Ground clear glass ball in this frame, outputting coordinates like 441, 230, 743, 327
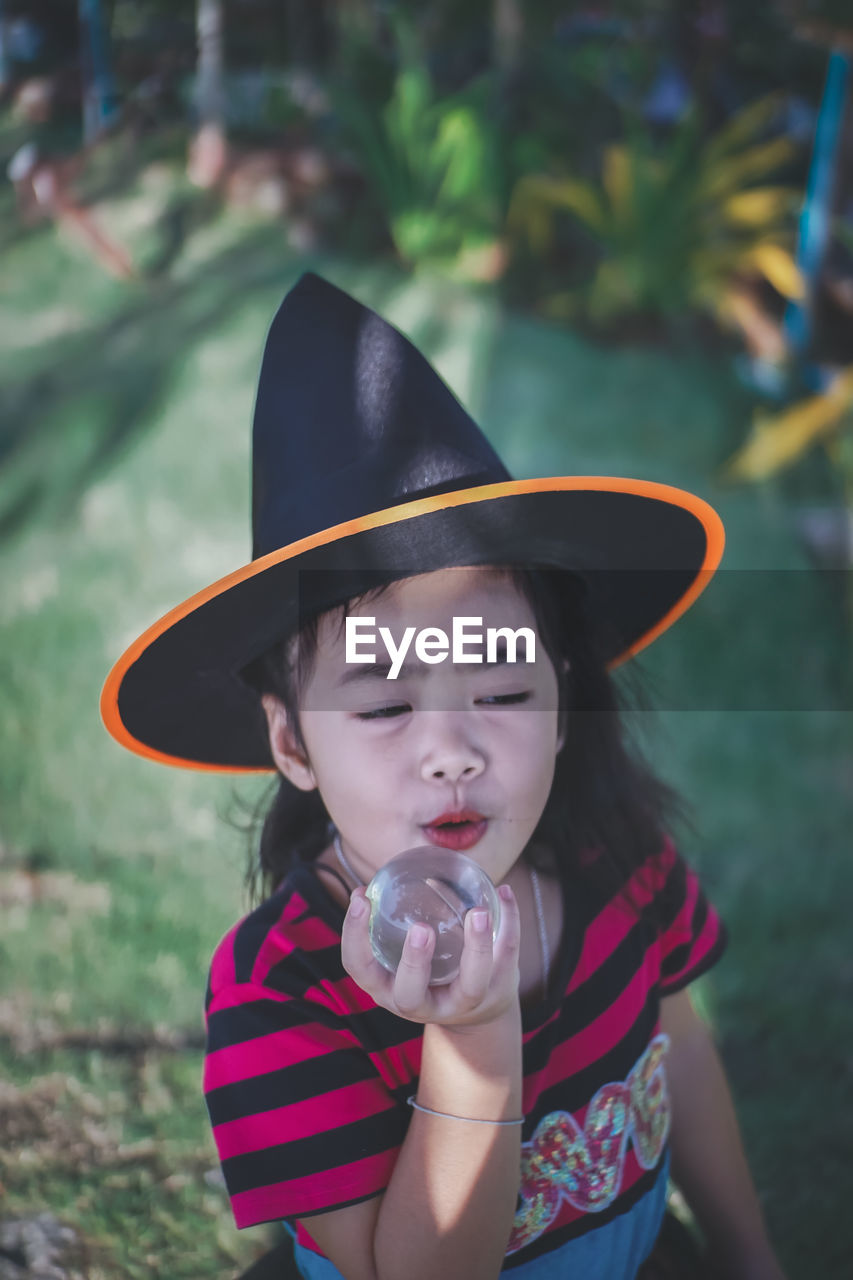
365, 847, 500, 986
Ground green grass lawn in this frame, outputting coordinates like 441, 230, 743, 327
0, 157, 850, 1278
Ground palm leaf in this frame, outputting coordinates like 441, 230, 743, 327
337, 89, 405, 213
508, 175, 605, 239
433, 107, 486, 205
725, 369, 853, 480
703, 93, 784, 162
701, 137, 796, 201
722, 187, 800, 227
602, 145, 632, 215
384, 65, 433, 175
738, 241, 804, 298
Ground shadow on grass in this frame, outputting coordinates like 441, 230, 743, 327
0, 234, 424, 545
0, 228, 292, 541
143, 189, 224, 278
0, 119, 192, 258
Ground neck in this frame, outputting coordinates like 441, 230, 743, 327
333, 831, 366, 889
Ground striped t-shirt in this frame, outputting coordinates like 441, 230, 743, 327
203, 838, 726, 1270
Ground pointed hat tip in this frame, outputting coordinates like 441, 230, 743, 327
278, 270, 356, 318
291, 269, 338, 296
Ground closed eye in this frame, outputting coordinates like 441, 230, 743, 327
355, 704, 412, 720
477, 692, 531, 706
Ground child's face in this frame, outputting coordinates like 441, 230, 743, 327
266, 567, 563, 886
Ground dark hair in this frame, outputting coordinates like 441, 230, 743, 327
244, 567, 689, 911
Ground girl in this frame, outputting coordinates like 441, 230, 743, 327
102, 273, 786, 1280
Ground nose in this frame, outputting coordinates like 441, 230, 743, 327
418, 712, 485, 785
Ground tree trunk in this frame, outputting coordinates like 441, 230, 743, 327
196, 0, 225, 130
492, 0, 523, 80
190, 0, 228, 188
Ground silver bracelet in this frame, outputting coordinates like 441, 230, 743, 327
407, 1095, 524, 1126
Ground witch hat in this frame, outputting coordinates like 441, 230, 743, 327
101, 272, 723, 770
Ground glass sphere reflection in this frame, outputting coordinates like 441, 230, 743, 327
365, 847, 500, 986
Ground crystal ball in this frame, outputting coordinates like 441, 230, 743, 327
365, 847, 500, 986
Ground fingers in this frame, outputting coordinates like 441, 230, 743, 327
449, 884, 521, 1010
341, 883, 521, 1025
340, 889, 390, 990
341, 890, 435, 1016
392, 923, 435, 1014
456, 907, 496, 1001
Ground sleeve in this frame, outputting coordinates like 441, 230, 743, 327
203, 978, 409, 1229
648, 838, 728, 995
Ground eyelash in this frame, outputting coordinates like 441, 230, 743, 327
355, 692, 531, 720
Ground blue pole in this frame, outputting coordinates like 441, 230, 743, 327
79, 0, 119, 140
783, 49, 850, 358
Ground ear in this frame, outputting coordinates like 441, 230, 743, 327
262, 694, 316, 791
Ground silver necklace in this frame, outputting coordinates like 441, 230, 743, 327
332, 832, 550, 988
333, 831, 363, 887
529, 861, 550, 987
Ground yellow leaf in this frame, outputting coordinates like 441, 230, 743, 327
519, 203, 553, 255
602, 146, 631, 213
740, 242, 804, 299
507, 181, 554, 251
509, 175, 604, 232
722, 187, 799, 227
702, 137, 796, 200
725, 369, 853, 479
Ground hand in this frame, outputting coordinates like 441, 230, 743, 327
341, 883, 520, 1027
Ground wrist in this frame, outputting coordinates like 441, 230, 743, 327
418, 1003, 523, 1124
430, 996, 521, 1039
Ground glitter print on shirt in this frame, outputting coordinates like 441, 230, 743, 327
508, 1034, 671, 1254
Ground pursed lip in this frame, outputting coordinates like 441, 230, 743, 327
420, 809, 488, 851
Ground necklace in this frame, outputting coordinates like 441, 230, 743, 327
529, 859, 550, 986
332, 832, 550, 989
333, 831, 363, 887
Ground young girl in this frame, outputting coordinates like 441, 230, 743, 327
102, 273, 786, 1280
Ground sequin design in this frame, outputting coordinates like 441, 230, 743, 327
508, 1034, 671, 1254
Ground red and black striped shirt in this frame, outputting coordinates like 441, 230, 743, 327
203, 838, 726, 1265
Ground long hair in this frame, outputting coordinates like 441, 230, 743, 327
243, 568, 689, 909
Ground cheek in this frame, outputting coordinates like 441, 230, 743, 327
302, 720, 391, 802
501, 715, 560, 791
521, 708, 562, 754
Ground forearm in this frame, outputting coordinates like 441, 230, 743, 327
374, 1002, 523, 1280
662, 993, 785, 1278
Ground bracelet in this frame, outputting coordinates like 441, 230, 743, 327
407, 1095, 524, 1126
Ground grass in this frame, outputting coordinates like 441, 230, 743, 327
0, 144, 850, 1277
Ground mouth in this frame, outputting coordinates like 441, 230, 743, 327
421, 810, 488, 851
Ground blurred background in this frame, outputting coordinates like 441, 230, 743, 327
0, 2, 851, 1277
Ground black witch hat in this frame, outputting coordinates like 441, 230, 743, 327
101, 272, 724, 771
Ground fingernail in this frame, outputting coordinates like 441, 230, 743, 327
471, 909, 489, 933
409, 924, 431, 949
349, 893, 368, 919
499, 884, 514, 902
